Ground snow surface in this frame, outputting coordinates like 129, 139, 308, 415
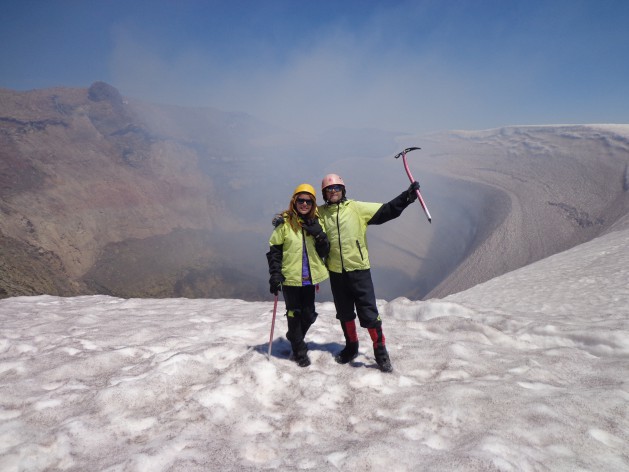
1, 225, 628, 470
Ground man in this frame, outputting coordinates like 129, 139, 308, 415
318, 173, 419, 372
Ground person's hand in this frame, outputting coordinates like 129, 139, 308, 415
269, 274, 284, 295
407, 181, 420, 203
301, 218, 324, 239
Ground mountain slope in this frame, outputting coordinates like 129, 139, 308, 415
421, 125, 629, 298
0, 83, 282, 299
2, 83, 628, 300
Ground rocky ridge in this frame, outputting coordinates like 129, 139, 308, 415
0, 82, 270, 299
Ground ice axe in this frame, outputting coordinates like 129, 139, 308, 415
394, 147, 432, 223
267, 293, 279, 360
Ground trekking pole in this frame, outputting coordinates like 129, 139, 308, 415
394, 147, 432, 223
267, 293, 279, 360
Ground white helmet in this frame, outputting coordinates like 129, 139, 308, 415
321, 173, 345, 189
321, 173, 346, 201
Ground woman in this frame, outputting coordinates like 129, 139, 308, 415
266, 183, 330, 367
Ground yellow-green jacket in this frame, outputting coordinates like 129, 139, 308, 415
318, 199, 382, 273
319, 192, 413, 273
268, 218, 329, 286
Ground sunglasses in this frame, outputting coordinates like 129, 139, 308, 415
325, 185, 344, 192
296, 198, 313, 205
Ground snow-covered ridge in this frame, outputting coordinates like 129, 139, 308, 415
392, 123, 629, 298
445, 123, 629, 137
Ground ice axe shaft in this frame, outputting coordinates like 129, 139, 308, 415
267, 293, 279, 360
394, 147, 432, 223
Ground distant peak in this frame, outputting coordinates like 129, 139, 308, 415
88, 82, 123, 105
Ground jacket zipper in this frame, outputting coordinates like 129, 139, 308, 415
355, 240, 364, 260
336, 205, 344, 270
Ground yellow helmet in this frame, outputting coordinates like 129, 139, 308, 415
293, 183, 316, 197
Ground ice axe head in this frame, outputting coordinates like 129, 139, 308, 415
394, 147, 421, 159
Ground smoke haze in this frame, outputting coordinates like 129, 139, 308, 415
98, 1, 629, 136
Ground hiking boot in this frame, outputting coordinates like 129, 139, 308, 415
335, 342, 359, 364
295, 351, 311, 367
374, 346, 393, 373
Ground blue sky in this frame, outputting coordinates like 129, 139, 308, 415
2, 0, 629, 134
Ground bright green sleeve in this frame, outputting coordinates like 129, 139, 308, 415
269, 224, 285, 246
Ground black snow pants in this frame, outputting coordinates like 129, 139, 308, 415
329, 269, 382, 329
282, 285, 318, 355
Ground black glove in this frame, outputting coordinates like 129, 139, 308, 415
269, 274, 284, 295
406, 181, 420, 203
272, 215, 285, 227
301, 218, 325, 240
